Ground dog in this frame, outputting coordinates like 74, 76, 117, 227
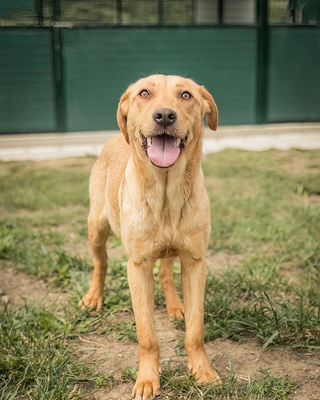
81, 74, 221, 399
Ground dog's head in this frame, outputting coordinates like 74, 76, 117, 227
117, 75, 218, 168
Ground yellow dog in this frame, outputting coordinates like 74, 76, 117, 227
82, 74, 221, 399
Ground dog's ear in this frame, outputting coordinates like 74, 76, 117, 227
199, 86, 218, 131
117, 90, 130, 143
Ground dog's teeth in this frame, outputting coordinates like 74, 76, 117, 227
147, 138, 152, 146
176, 138, 181, 146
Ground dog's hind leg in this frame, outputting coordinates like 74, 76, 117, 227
160, 257, 184, 320
81, 211, 109, 311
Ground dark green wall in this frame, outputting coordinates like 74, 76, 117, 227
0, 29, 56, 133
0, 26, 319, 133
268, 27, 320, 122
62, 28, 257, 131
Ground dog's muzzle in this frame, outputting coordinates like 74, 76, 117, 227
142, 134, 187, 168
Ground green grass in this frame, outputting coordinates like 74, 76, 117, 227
0, 303, 110, 399
0, 149, 320, 399
201, 150, 320, 349
120, 363, 295, 399
0, 163, 90, 211
160, 364, 295, 400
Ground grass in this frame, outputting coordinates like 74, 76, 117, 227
0, 303, 108, 399
0, 149, 320, 398
201, 150, 320, 349
121, 363, 295, 399
160, 364, 295, 400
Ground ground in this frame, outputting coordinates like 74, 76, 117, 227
1, 150, 320, 399
1, 259, 319, 399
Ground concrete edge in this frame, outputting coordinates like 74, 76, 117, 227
0, 123, 319, 161
0, 123, 319, 147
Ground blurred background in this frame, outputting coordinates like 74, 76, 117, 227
0, 0, 319, 134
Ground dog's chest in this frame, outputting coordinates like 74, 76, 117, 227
119, 163, 209, 261
121, 192, 207, 262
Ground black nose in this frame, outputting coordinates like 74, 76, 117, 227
153, 108, 177, 127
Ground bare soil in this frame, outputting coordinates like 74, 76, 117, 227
1, 261, 320, 400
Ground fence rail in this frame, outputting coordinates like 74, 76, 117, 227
0, 0, 319, 27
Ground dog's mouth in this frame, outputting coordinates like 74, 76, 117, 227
141, 133, 187, 168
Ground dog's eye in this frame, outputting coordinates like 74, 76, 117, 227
181, 91, 192, 100
139, 90, 150, 98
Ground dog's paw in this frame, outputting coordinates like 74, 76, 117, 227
132, 378, 161, 400
189, 361, 222, 386
194, 367, 222, 386
167, 305, 184, 321
79, 292, 103, 311
188, 355, 222, 386
166, 297, 184, 321
132, 363, 161, 400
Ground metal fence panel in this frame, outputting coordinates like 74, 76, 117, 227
62, 27, 257, 131
267, 27, 320, 122
0, 29, 56, 133
0, 1, 319, 134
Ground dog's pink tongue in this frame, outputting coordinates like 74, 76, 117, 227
147, 136, 180, 167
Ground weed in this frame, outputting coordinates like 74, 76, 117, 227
159, 363, 295, 399
121, 366, 138, 382
103, 316, 137, 342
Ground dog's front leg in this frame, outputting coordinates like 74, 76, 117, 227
180, 256, 222, 385
127, 258, 161, 400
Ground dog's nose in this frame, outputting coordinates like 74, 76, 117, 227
153, 108, 177, 127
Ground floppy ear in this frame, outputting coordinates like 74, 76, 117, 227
199, 86, 218, 131
117, 91, 130, 143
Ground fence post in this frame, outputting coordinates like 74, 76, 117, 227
35, 0, 44, 26
218, 0, 224, 25
52, 27, 66, 132
116, 0, 122, 25
158, 0, 164, 25
256, 0, 269, 124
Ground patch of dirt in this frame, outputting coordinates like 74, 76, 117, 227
75, 309, 183, 400
1, 260, 320, 400
73, 335, 137, 399
303, 194, 320, 206
279, 153, 319, 177
279, 261, 303, 285
0, 261, 68, 309
206, 250, 244, 273
208, 339, 320, 400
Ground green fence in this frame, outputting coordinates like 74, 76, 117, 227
0, 0, 319, 133
62, 27, 258, 131
0, 29, 56, 132
268, 27, 320, 122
